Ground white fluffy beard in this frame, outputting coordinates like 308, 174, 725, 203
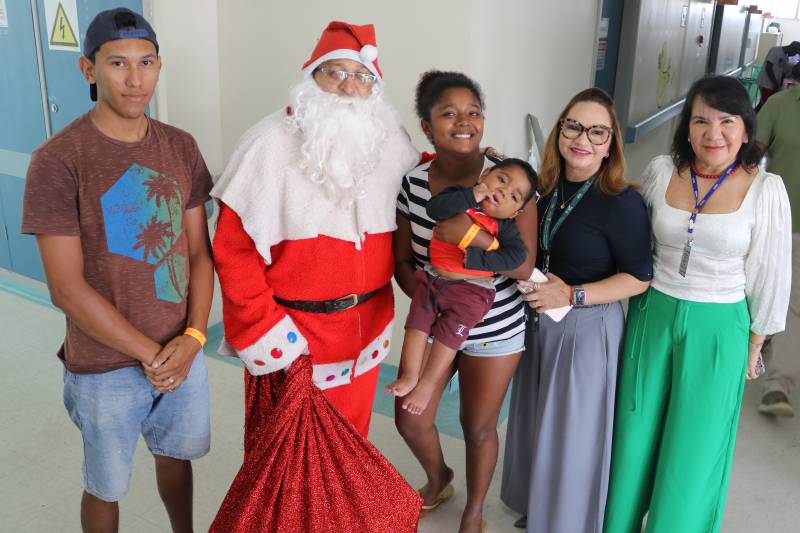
286, 77, 393, 207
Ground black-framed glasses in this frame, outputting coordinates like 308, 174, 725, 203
559, 118, 613, 145
316, 67, 378, 86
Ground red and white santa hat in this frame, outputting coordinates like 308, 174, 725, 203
302, 21, 382, 80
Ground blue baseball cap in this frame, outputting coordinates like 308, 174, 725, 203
83, 8, 159, 101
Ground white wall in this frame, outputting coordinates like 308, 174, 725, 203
151, 1, 672, 179
772, 17, 800, 44
216, 0, 471, 159
212, 0, 600, 161
150, 0, 224, 176
469, 0, 663, 178
469, 0, 599, 159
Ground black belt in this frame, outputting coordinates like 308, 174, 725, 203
274, 286, 383, 314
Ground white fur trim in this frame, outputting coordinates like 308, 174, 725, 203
219, 315, 308, 376
210, 111, 419, 265
353, 320, 393, 377
312, 360, 355, 390
302, 49, 381, 79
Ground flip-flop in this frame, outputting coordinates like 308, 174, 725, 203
416, 482, 454, 511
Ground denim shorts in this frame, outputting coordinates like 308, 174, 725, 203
63, 353, 211, 502
460, 331, 526, 357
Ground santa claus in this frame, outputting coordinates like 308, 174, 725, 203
212, 21, 419, 439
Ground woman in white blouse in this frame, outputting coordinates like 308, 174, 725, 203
603, 76, 791, 533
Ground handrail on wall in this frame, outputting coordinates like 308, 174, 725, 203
526, 113, 546, 171
624, 69, 749, 144
624, 99, 685, 144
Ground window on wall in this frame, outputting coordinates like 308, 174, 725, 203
758, 0, 800, 19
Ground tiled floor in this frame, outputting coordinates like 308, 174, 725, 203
1, 273, 798, 532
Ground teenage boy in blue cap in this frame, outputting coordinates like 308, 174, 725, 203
21, 7, 213, 532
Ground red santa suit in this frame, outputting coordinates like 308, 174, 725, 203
212, 99, 418, 437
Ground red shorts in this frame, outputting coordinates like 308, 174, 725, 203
404, 270, 495, 350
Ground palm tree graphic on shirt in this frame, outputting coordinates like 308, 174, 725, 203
144, 172, 181, 226
142, 172, 186, 299
101, 164, 188, 304
133, 215, 183, 298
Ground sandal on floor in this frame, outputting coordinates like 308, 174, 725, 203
416, 482, 454, 511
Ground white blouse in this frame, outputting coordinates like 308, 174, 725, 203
640, 155, 792, 335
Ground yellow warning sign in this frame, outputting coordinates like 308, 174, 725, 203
49, 2, 78, 49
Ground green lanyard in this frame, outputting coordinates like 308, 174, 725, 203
539, 175, 596, 272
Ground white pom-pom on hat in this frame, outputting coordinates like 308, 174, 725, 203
360, 44, 378, 63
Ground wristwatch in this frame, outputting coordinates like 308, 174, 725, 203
571, 286, 586, 306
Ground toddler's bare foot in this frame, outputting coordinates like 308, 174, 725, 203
385, 375, 418, 397
401, 380, 435, 415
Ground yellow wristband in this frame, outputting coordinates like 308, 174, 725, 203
458, 224, 482, 251
183, 327, 207, 347
487, 238, 500, 251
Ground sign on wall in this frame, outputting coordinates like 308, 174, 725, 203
44, 0, 79, 51
0, 0, 8, 28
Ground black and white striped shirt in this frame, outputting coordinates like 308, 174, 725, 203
397, 159, 526, 344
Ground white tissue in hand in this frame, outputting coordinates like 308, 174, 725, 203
519, 268, 572, 322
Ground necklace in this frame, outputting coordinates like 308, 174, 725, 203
541, 175, 597, 272
560, 180, 584, 209
690, 160, 739, 180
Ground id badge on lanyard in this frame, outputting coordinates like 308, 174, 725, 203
679, 161, 738, 277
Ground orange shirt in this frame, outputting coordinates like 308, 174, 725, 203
429, 209, 499, 276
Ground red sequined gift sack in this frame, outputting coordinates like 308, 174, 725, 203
210, 356, 422, 532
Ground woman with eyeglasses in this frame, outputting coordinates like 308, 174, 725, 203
500, 88, 653, 533
603, 76, 791, 533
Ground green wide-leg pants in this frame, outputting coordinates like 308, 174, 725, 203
604, 288, 749, 533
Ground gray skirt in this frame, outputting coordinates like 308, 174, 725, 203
500, 303, 624, 533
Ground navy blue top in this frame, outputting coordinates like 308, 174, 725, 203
536, 180, 653, 286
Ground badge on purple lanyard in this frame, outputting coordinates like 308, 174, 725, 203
679, 161, 739, 277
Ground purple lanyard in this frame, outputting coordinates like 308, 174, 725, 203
687, 160, 738, 235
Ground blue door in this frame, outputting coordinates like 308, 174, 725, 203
0, 0, 143, 282
0, 0, 48, 278
35, 0, 143, 132
0, 176, 45, 280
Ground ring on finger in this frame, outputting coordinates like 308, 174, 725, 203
168, 377, 175, 385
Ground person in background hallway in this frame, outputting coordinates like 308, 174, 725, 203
500, 87, 653, 533
604, 75, 791, 533
394, 70, 537, 533
754, 63, 800, 418
757, 40, 800, 110
21, 8, 214, 532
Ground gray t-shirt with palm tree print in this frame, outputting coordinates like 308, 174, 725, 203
22, 113, 212, 373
